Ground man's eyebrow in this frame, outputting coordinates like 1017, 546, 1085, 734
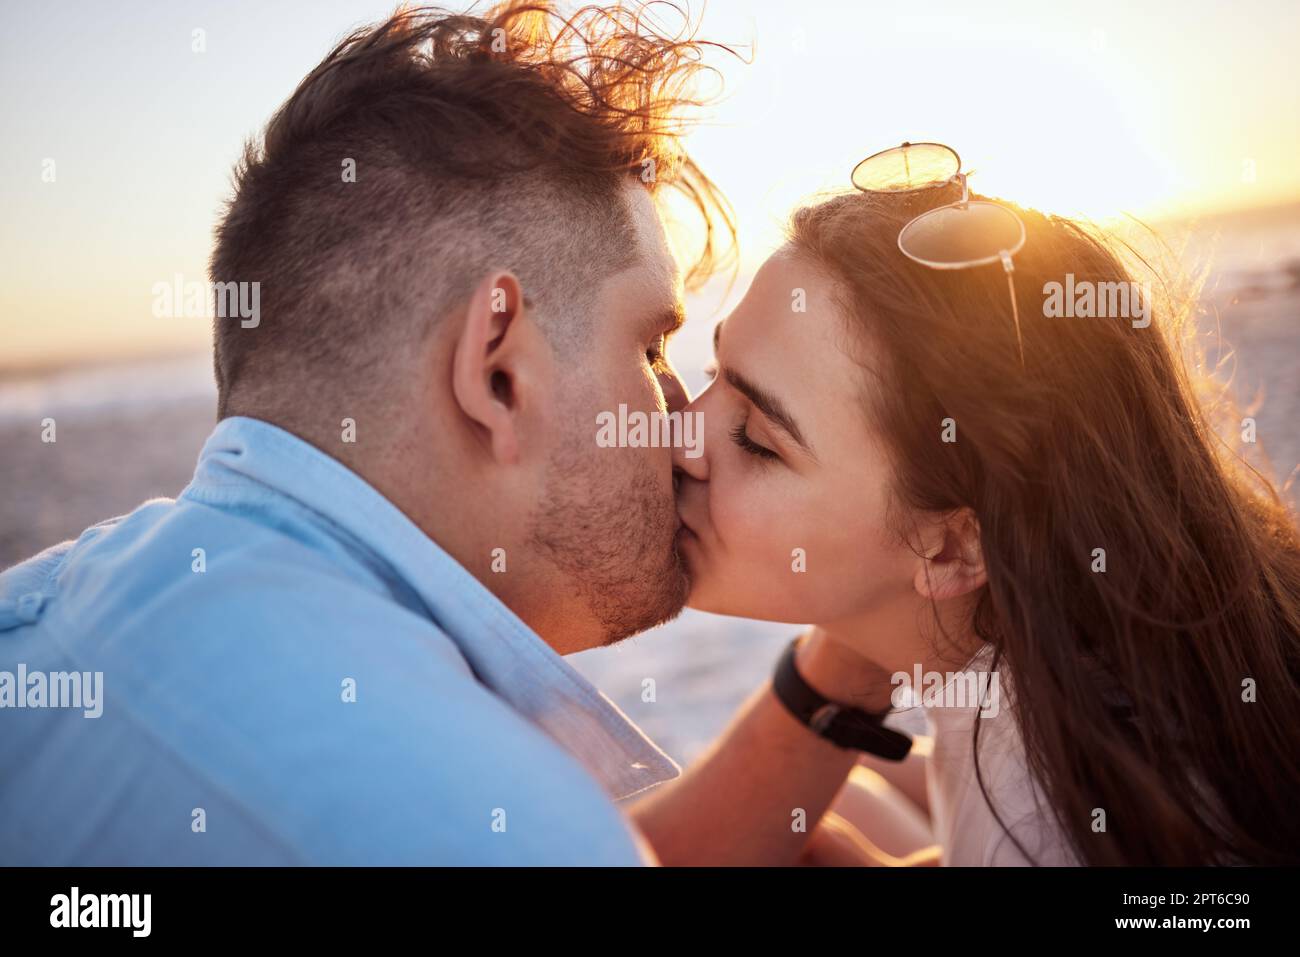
641, 303, 685, 342
713, 320, 814, 457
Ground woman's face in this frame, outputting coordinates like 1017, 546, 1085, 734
672, 247, 919, 628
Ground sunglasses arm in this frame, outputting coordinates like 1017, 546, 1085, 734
949, 170, 975, 208
1000, 249, 1025, 366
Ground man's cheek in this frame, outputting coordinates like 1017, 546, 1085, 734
646, 441, 675, 475
637, 362, 671, 415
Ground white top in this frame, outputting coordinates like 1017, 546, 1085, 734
919, 646, 1081, 866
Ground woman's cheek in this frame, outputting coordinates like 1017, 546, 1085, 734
705, 479, 748, 553
735, 492, 808, 577
710, 459, 776, 543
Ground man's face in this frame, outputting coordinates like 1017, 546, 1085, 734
526, 185, 691, 645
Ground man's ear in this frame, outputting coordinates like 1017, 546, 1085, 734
912, 508, 987, 601
451, 270, 526, 466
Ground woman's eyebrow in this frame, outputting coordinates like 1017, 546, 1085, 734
712, 319, 815, 458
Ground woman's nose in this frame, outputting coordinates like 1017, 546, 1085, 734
670, 390, 709, 482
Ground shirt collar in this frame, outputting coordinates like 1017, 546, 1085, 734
183, 415, 680, 800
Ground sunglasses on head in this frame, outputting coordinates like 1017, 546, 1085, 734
851, 142, 1027, 364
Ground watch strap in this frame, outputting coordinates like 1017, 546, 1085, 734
772, 636, 913, 761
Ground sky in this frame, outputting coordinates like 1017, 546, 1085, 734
1, 0, 1298, 370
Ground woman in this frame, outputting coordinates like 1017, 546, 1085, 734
670, 149, 1300, 865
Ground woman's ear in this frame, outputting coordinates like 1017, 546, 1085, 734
913, 508, 987, 601
451, 270, 525, 466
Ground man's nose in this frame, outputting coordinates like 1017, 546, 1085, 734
658, 362, 691, 414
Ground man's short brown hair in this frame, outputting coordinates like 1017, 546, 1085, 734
210, 2, 734, 418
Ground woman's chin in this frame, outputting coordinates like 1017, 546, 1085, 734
677, 533, 796, 620
682, 580, 763, 620
681, 575, 721, 615
681, 577, 709, 611
683, 574, 813, 625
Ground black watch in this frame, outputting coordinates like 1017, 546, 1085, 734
772, 636, 913, 761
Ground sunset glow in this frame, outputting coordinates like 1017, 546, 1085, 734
1, 0, 1297, 368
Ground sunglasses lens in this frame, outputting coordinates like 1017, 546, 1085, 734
851, 142, 959, 192
898, 201, 1024, 267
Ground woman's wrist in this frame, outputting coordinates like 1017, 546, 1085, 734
793, 628, 896, 714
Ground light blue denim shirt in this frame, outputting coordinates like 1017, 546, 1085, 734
0, 416, 679, 865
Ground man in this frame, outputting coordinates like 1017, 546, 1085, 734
0, 3, 881, 865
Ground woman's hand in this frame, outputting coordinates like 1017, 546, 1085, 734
794, 626, 899, 714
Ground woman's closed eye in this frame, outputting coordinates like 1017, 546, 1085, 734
706, 362, 781, 464
730, 417, 779, 462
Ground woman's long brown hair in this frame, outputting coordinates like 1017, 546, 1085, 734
790, 184, 1300, 865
